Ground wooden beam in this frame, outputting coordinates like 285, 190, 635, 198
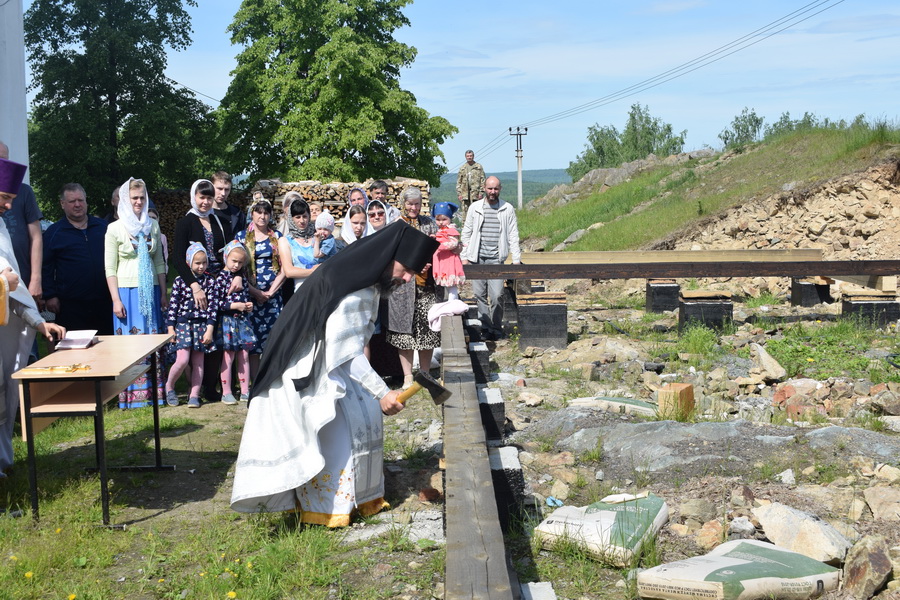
441, 317, 514, 600
463, 260, 900, 280
512, 249, 824, 265
833, 275, 897, 292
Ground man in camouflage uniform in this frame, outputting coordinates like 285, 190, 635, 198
456, 150, 484, 215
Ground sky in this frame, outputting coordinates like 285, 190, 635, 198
23, 0, 900, 174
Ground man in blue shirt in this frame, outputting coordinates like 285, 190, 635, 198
42, 183, 113, 334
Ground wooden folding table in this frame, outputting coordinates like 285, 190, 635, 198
12, 333, 174, 526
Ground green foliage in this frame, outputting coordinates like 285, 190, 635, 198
676, 323, 720, 357
719, 107, 765, 150
766, 319, 889, 379
567, 103, 686, 181
25, 0, 221, 221
744, 292, 781, 308
220, 0, 456, 185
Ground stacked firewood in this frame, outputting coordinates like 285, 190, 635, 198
148, 177, 429, 243
149, 188, 253, 244
251, 178, 431, 219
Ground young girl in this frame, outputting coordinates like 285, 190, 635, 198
313, 212, 344, 262
430, 202, 465, 300
216, 241, 257, 404
340, 204, 368, 245
164, 243, 226, 408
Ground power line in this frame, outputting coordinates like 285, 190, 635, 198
167, 77, 222, 105
455, 0, 845, 171
520, 0, 845, 129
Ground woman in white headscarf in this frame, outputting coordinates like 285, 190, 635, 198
104, 177, 168, 408
173, 179, 232, 311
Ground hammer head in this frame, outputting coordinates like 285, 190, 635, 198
413, 372, 451, 405
397, 371, 452, 406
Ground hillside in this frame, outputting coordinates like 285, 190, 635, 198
430, 168, 569, 206
518, 127, 900, 267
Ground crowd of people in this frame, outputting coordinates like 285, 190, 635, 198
0, 147, 520, 525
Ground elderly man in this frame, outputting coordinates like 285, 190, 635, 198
460, 176, 521, 340
231, 221, 439, 526
456, 149, 485, 214
0, 158, 66, 475
42, 183, 112, 334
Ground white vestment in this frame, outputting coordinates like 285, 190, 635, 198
231, 286, 391, 526
0, 219, 41, 472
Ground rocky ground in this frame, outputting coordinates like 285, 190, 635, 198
27, 157, 900, 599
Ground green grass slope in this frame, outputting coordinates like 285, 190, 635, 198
517, 125, 900, 251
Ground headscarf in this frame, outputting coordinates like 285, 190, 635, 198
118, 178, 156, 328
432, 201, 459, 219
347, 187, 369, 208
285, 204, 315, 241
251, 220, 440, 398
340, 206, 367, 245
188, 179, 214, 217
185, 241, 207, 267
222, 240, 248, 263
364, 200, 390, 237
117, 178, 153, 238
315, 212, 335, 233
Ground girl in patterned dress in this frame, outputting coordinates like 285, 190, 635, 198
236, 199, 286, 380
164, 243, 227, 408
215, 241, 257, 404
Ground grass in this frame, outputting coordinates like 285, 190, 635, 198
766, 317, 900, 381
0, 406, 446, 599
517, 122, 900, 254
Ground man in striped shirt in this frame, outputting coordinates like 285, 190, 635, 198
460, 176, 521, 340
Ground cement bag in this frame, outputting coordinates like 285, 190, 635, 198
534, 492, 669, 566
637, 539, 841, 600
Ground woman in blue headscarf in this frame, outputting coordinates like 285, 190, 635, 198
104, 178, 168, 408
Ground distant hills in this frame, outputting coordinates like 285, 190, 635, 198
430, 168, 570, 206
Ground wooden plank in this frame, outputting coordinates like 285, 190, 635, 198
463, 260, 900, 280
833, 275, 897, 292
512, 249, 824, 265
442, 316, 514, 600
680, 290, 732, 299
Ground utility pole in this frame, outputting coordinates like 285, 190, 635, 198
509, 127, 527, 209
0, 0, 30, 174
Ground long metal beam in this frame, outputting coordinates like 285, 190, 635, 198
462, 260, 900, 280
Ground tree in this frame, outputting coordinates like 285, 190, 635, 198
567, 104, 686, 182
718, 107, 764, 151
219, 0, 456, 185
25, 0, 222, 218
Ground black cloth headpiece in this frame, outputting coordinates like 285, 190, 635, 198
250, 220, 439, 398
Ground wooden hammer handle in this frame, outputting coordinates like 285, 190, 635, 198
397, 381, 423, 405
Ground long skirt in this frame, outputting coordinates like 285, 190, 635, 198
386, 288, 441, 350
113, 286, 166, 409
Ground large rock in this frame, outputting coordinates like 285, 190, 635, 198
843, 535, 892, 600
749, 343, 787, 382
752, 502, 852, 564
864, 487, 900, 521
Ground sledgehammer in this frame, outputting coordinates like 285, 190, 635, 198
397, 372, 452, 406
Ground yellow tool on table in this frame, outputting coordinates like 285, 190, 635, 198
18, 363, 92, 375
